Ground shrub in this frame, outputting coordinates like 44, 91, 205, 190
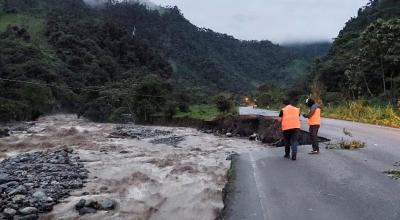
213, 94, 235, 113
323, 101, 400, 128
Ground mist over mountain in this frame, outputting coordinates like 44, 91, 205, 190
83, 0, 159, 9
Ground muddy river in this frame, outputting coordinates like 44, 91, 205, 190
0, 115, 266, 220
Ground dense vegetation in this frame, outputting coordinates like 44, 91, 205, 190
0, 0, 174, 122
0, 0, 328, 122
294, 0, 400, 128
253, 0, 400, 129
101, 2, 329, 96
311, 0, 400, 106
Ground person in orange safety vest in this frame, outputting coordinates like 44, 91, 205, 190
302, 98, 321, 154
279, 100, 301, 161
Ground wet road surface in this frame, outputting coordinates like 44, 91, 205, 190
225, 107, 400, 220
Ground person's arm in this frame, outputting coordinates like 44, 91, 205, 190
303, 104, 317, 118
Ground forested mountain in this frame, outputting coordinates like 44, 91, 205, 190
0, 0, 328, 122
102, 3, 330, 94
312, 0, 400, 104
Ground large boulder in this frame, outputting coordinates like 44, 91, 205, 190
19, 207, 38, 215
0, 128, 10, 138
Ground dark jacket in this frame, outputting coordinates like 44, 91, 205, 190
303, 103, 320, 119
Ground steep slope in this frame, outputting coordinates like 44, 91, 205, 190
312, 0, 400, 103
0, 0, 173, 122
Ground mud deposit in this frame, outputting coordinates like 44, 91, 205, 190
0, 115, 265, 220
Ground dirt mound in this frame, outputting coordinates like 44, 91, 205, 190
208, 115, 281, 143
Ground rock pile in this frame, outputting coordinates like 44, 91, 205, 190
75, 198, 116, 215
150, 136, 185, 147
0, 149, 88, 220
109, 126, 172, 139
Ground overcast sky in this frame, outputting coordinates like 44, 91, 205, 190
151, 0, 369, 44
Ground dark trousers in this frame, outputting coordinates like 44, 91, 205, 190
283, 128, 299, 156
309, 125, 320, 152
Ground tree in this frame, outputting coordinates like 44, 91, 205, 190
127, 75, 172, 122
356, 18, 400, 102
213, 94, 234, 113
256, 84, 287, 108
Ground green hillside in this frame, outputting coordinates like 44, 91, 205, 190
312, 0, 400, 105
0, 0, 329, 122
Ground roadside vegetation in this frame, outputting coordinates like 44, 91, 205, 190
175, 105, 219, 121
384, 170, 400, 180
326, 139, 366, 150
253, 1, 400, 129
175, 94, 237, 121
322, 101, 400, 128
306, 1, 400, 128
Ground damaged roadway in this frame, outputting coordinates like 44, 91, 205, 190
224, 107, 400, 220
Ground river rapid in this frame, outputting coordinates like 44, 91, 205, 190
0, 114, 265, 220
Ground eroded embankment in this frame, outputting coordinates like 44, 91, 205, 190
155, 115, 328, 146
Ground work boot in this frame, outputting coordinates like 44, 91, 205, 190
291, 154, 297, 161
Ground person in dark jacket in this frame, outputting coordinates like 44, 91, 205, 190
303, 98, 321, 154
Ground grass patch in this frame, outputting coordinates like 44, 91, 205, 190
326, 139, 366, 150
175, 105, 219, 121
384, 170, 400, 180
0, 12, 47, 48
340, 140, 366, 150
0, 12, 59, 66
323, 101, 400, 128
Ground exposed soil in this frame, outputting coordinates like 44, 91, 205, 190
198, 115, 328, 146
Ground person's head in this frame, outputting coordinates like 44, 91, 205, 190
283, 99, 291, 106
306, 98, 315, 107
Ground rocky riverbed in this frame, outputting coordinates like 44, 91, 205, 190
0, 149, 88, 219
0, 114, 266, 220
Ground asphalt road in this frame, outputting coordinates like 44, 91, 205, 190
224, 107, 400, 220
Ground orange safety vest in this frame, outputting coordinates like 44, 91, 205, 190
281, 105, 301, 131
307, 108, 321, 125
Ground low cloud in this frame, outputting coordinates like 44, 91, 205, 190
151, 0, 370, 43
83, 0, 159, 9
83, 0, 105, 7
232, 14, 257, 24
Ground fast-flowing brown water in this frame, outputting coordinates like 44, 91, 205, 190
0, 114, 266, 220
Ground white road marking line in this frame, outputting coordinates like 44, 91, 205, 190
249, 153, 270, 220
